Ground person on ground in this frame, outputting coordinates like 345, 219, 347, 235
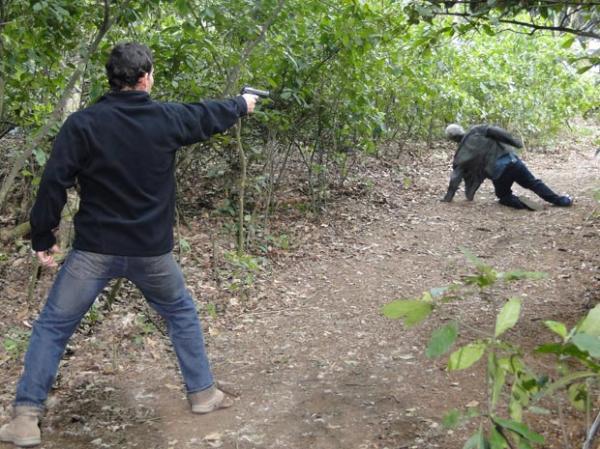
442, 123, 572, 210
0, 42, 258, 448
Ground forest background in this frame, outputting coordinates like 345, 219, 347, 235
0, 1, 599, 449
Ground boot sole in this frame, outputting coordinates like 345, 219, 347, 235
0, 436, 41, 447
191, 395, 233, 414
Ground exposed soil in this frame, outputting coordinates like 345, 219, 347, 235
1, 127, 599, 449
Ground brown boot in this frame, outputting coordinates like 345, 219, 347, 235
188, 385, 233, 414
0, 406, 42, 447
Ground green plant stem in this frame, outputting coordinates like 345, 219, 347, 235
496, 425, 516, 449
27, 253, 40, 310
235, 118, 245, 255
105, 278, 123, 311
543, 372, 598, 397
0, 0, 117, 211
557, 400, 572, 449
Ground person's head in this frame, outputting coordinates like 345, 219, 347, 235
445, 123, 465, 143
105, 42, 154, 92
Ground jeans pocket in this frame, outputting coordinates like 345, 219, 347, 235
64, 250, 113, 279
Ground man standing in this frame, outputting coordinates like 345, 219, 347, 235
442, 124, 572, 209
0, 42, 258, 447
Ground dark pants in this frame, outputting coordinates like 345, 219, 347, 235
492, 159, 561, 209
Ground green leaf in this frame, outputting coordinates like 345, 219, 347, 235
572, 333, 600, 358
535, 343, 594, 361
578, 304, 600, 336
577, 65, 594, 74
495, 298, 521, 337
381, 300, 433, 327
461, 247, 487, 269
442, 409, 460, 428
490, 426, 508, 449
179, 238, 191, 253
492, 417, 544, 444
509, 396, 523, 421
544, 320, 567, 339
489, 353, 506, 409
516, 438, 534, 449
561, 36, 575, 48
568, 382, 587, 411
426, 321, 458, 358
463, 427, 486, 449
529, 406, 551, 415
464, 269, 497, 288
543, 371, 598, 397
448, 342, 486, 370
498, 270, 546, 281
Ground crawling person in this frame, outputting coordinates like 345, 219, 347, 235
442, 124, 572, 210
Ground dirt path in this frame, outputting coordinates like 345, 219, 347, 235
1, 137, 599, 449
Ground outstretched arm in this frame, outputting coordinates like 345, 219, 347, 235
165, 95, 257, 147
442, 166, 463, 202
486, 126, 523, 148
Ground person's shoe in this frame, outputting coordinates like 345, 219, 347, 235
188, 386, 233, 414
0, 406, 42, 447
555, 195, 573, 207
518, 196, 544, 211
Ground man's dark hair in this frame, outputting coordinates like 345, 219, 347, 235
105, 42, 153, 91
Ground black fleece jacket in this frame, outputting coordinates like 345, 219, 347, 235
30, 90, 247, 256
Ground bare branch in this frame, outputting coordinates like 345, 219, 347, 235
583, 410, 600, 449
433, 11, 600, 39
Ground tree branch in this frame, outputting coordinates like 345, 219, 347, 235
0, 0, 128, 210
583, 410, 600, 449
434, 11, 600, 39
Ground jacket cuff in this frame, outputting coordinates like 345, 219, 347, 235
31, 232, 56, 252
234, 96, 248, 117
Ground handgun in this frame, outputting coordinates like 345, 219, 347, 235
240, 86, 270, 98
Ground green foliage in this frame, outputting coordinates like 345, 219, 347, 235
205, 303, 218, 319
1, 328, 30, 360
221, 250, 265, 292
448, 342, 487, 370
178, 237, 192, 253
404, 1, 600, 45
4, 0, 597, 204
82, 302, 102, 327
578, 304, 600, 336
494, 298, 521, 337
132, 313, 158, 345
381, 296, 434, 327
426, 321, 458, 358
383, 250, 599, 448
572, 332, 600, 358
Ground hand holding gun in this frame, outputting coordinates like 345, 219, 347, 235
240, 86, 270, 98
240, 87, 270, 114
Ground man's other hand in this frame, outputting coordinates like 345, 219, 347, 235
242, 94, 259, 113
36, 244, 62, 268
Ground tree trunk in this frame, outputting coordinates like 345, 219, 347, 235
220, 0, 285, 254
0, 0, 115, 211
235, 119, 246, 254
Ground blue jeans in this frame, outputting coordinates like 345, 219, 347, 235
492, 158, 561, 208
15, 250, 214, 410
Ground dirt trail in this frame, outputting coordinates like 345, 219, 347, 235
1, 139, 599, 449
